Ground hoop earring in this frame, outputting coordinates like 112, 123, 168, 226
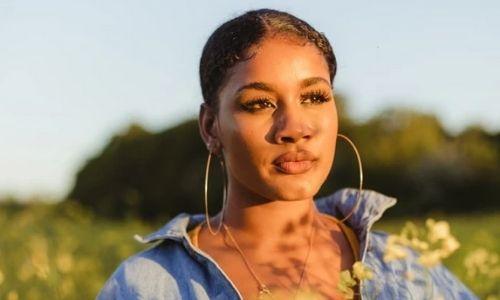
336, 134, 364, 224
204, 151, 228, 235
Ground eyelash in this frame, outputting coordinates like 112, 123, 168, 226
240, 90, 331, 112
301, 89, 332, 104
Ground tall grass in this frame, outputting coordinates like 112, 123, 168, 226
0, 202, 498, 299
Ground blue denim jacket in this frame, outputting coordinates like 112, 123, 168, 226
97, 188, 478, 299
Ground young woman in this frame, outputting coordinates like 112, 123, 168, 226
97, 9, 478, 300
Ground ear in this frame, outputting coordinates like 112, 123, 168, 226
198, 103, 221, 154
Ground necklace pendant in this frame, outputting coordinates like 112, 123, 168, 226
258, 285, 272, 299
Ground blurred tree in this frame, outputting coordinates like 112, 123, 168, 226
67, 121, 224, 222
67, 100, 499, 221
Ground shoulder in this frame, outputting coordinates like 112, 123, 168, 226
96, 241, 188, 299
363, 230, 478, 299
96, 213, 213, 299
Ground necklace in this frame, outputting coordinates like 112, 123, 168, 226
222, 209, 318, 299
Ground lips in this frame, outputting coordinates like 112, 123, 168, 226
272, 150, 318, 175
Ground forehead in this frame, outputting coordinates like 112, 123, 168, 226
220, 37, 331, 97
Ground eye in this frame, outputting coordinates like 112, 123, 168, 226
300, 89, 332, 105
240, 98, 276, 112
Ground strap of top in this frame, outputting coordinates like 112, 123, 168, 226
188, 221, 203, 248
319, 213, 361, 262
187, 215, 360, 262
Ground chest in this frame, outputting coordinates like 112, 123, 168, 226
196, 224, 357, 299
219, 250, 356, 299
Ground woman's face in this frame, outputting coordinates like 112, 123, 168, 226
203, 36, 338, 202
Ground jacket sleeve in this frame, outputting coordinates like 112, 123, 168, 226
95, 246, 183, 300
95, 263, 142, 300
429, 262, 479, 300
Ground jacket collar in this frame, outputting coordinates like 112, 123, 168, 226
135, 187, 397, 257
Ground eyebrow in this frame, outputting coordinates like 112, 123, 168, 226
300, 77, 330, 89
235, 76, 330, 94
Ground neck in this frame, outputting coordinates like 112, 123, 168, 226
218, 179, 319, 251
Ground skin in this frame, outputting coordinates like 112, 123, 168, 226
198, 35, 356, 299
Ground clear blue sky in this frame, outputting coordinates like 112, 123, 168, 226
1, 0, 499, 200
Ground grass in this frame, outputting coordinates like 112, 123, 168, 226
0, 201, 498, 299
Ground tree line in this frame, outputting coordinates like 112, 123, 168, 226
67, 97, 499, 221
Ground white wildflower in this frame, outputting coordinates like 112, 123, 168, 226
352, 261, 373, 280
426, 219, 451, 243
418, 250, 442, 268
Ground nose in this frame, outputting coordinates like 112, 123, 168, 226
273, 105, 314, 144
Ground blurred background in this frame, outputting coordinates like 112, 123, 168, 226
0, 0, 498, 299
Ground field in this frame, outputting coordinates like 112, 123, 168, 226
0, 202, 498, 299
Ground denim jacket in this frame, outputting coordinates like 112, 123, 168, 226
97, 188, 478, 299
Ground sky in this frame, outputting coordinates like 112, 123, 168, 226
1, 0, 499, 200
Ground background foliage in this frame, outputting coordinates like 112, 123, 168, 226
66, 96, 499, 222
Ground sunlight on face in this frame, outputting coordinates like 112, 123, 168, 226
216, 36, 338, 202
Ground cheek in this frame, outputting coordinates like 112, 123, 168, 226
316, 105, 338, 141
220, 115, 274, 191
316, 108, 339, 170
221, 114, 271, 166
320, 112, 337, 135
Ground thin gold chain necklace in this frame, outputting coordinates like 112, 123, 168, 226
222, 209, 318, 299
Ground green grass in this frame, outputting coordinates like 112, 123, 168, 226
0, 202, 498, 299
0, 202, 154, 299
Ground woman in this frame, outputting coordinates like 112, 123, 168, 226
97, 9, 478, 300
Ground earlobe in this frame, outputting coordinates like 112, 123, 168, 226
207, 140, 222, 155
199, 103, 222, 154
199, 103, 214, 142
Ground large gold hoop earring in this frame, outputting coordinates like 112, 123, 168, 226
204, 151, 228, 235
336, 134, 364, 224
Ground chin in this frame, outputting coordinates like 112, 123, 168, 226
267, 179, 320, 201
272, 189, 317, 202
